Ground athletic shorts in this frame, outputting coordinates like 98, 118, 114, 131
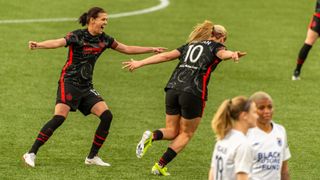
165, 88, 205, 119
56, 82, 104, 116
309, 14, 320, 34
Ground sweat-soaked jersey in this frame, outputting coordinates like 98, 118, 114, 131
61, 29, 116, 87
165, 40, 225, 101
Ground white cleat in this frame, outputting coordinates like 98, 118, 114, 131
292, 75, 300, 81
23, 152, 36, 167
85, 156, 111, 166
136, 130, 153, 158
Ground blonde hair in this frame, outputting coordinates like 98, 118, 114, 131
249, 91, 273, 103
211, 96, 251, 140
187, 20, 214, 43
213, 25, 227, 41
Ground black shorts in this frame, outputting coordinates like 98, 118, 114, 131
309, 14, 320, 34
165, 89, 205, 119
56, 82, 104, 116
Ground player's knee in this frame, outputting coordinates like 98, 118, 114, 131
99, 110, 113, 123
166, 128, 179, 140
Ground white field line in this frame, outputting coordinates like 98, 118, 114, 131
0, 0, 169, 24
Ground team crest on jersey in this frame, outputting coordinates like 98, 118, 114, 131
277, 137, 282, 147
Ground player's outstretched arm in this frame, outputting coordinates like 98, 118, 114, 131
28, 38, 67, 50
122, 49, 180, 72
114, 41, 167, 55
217, 50, 247, 63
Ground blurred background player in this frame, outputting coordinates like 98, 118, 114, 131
209, 96, 258, 180
23, 7, 166, 167
292, 0, 320, 80
247, 91, 291, 180
122, 20, 246, 176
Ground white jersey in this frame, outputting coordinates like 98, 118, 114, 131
247, 121, 291, 180
211, 129, 253, 180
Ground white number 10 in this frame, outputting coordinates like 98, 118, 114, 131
184, 44, 203, 63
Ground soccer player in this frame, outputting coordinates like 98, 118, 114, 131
209, 96, 258, 180
247, 91, 291, 180
22, 7, 166, 167
292, 0, 320, 80
122, 20, 246, 176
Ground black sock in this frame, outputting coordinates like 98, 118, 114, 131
158, 147, 177, 167
295, 43, 312, 72
88, 110, 113, 159
152, 130, 163, 141
29, 115, 65, 154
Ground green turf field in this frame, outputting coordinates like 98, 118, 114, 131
0, 0, 319, 179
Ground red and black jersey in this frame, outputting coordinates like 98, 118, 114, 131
61, 29, 117, 87
165, 40, 225, 101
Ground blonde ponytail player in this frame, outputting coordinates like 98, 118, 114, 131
209, 96, 258, 180
247, 92, 291, 180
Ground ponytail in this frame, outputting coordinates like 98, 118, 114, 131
211, 96, 250, 140
78, 7, 106, 26
187, 20, 214, 43
79, 12, 88, 26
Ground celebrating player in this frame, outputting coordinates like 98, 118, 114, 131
122, 20, 246, 176
209, 96, 258, 180
292, 0, 320, 80
22, 7, 166, 167
247, 91, 291, 180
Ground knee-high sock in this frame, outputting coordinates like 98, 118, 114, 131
29, 115, 65, 154
88, 110, 113, 158
158, 147, 177, 167
295, 43, 312, 72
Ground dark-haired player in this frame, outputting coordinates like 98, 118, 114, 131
292, 0, 320, 80
23, 6, 166, 167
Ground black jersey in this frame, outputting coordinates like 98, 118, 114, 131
316, 0, 320, 13
61, 29, 116, 87
165, 41, 226, 101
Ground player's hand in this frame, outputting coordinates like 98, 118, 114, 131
152, 47, 167, 54
29, 41, 38, 50
122, 59, 143, 72
232, 51, 247, 63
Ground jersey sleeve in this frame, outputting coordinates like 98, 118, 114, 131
213, 43, 226, 55
64, 30, 80, 47
282, 128, 291, 161
176, 43, 188, 54
103, 34, 117, 49
234, 141, 253, 174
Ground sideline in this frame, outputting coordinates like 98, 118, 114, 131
0, 0, 169, 24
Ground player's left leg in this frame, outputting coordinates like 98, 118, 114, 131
84, 101, 112, 166
152, 117, 201, 176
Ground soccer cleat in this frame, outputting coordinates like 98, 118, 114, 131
23, 152, 36, 167
85, 156, 111, 166
136, 130, 153, 158
292, 70, 301, 80
151, 163, 170, 176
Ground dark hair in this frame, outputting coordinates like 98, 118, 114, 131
79, 7, 106, 26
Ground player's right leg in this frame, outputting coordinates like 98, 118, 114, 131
293, 17, 319, 80
23, 103, 70, 167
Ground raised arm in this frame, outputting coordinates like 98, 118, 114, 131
29, 38, 67, 50
114, 41, 166, 55
122, 49, 181, 72
216, 49, 247, 62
